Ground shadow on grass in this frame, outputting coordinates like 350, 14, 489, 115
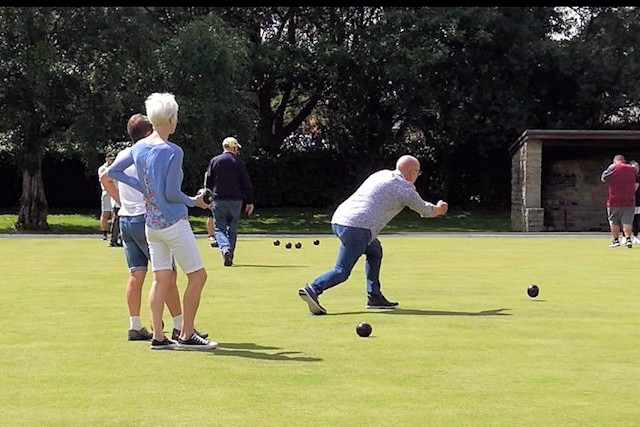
327, 307, 512, 316
205, 342, 322, 361
230, 264, 310, 268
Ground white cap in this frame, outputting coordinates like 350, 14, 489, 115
222, 136, 242, 149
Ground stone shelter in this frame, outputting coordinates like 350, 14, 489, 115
510, 129, 640, 232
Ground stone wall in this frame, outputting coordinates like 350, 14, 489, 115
510, 137, 543, 231
542, 153, 610, 232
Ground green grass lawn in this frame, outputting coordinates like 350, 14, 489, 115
1, 234, 638, 426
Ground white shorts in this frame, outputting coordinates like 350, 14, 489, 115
146, 219, 204, 274
101, 194, 112, 212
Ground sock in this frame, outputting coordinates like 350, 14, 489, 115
172, 314, 183, 331
130, 316, 143, 331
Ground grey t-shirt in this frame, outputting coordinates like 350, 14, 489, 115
331, 169, 437, 241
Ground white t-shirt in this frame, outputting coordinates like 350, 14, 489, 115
114, 147, 146, 217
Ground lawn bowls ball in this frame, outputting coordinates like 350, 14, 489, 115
527, 284, 539, 298
313, 239, 320, 245
285, 242, 292, 249
273, 240, 280, 246
198, 188, 213, 204
356, 322, 372, 337
295, 242, 302, 249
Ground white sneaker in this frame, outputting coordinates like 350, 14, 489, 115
632, 236, 640, 244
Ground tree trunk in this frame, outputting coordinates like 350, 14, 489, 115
16, 165, 50, 231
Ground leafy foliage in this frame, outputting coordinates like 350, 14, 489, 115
1, 7, 640, 222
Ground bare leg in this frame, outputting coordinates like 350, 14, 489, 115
206, 217, 214, 236
611, 224, 621, 240
100, 211, 112, 233
150, 269, 173, 341
165, 270, 182, 317
126, 270, 146, 317
180, 268, 207, 340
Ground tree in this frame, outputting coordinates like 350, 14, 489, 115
543, 7, 640, 128
151, 13, 256, 191
0, 7, 163, 230
375, 7, 566, 206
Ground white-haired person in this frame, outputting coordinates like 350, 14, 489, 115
100, 113, 209, 343
204, 136, 254, 267
107, 93, 216, 351
298, 155, 448, 315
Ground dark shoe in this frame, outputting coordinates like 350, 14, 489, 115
298, 284, 327, 315
366, 293, 399, 309
209, 237, 219, 248
609, 238, 620, 248
223, 250, 233, 267
101, 234, 108, 241
150, 338, 178, 350
178, 332, 218, 350
128, 327, 153, 341
626, 240, 633, 249
171, 328, 209, 341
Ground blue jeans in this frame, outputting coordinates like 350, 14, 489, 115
309, 224, 383, 296
212, 199, 243, 254
120, 214, 149, 272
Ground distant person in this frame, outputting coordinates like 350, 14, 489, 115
206, 214, 218, 247
107, 93, 216, 351
100, 113, 208, 342
98, 152, 115, 240
298, 155, 448, 315
630, 160, 640, 245
203, 169, 218, 248
204, 136, 254, 267
109, 195, 122, 247
601, 154, 636, 248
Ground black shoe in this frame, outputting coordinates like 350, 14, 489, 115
128, 327, 153, 341
150, 338, 178, 350
626, 240, 633, 249
223, 250, 233, 267
298, 284, 327, 315
366, 293, 399, 309
171, 328, 209, 341
210, 238, 219, 248
178, 332, 218, 350
109, 241, 122, 247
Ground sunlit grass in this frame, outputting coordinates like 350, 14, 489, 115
0, 235, 637, 426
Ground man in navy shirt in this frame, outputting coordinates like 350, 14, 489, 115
205, 136, 254, 267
